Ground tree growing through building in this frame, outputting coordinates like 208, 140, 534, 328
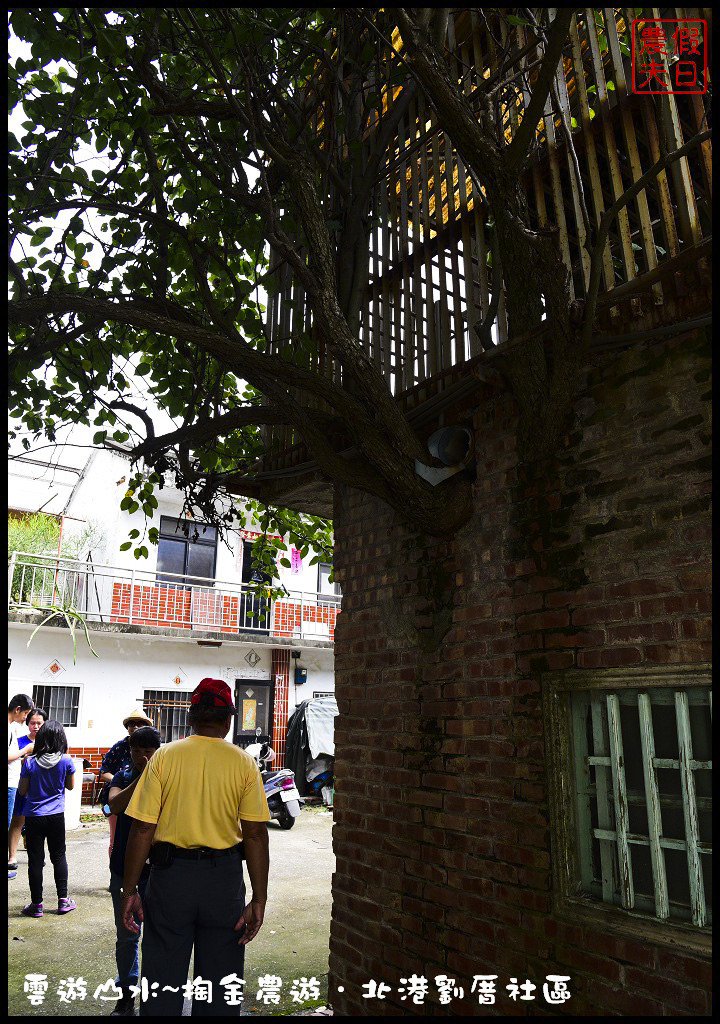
8, 8, 710, 569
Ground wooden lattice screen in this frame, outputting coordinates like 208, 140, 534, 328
265, 8, 711, 457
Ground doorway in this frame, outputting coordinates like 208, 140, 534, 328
234, 678, 274, 749
240, 541, 271, 634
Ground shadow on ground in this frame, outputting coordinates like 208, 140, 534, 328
8, 807, 334, 1016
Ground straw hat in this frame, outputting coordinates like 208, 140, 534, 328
122, 707, 154, 728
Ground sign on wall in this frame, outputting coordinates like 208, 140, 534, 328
242, 698, 257, 731
42, 660, 65, 679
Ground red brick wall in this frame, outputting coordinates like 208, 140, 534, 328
328, 329, 711, 1016
69, 746, 111, 803
271, 648, 291, 763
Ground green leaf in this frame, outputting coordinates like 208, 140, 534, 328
120, 541, 132, 551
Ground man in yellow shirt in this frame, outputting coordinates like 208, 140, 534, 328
120, 678, 270, 1016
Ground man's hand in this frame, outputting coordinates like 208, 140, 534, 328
234, 899, 265, 945
121, 891, 144, 934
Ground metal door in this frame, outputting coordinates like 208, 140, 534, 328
239, 541, 271, 634
234, 679, 273, 748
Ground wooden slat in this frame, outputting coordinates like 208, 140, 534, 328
549, 10, 590, 291
543, 90, 574, 298
397, 107, 414, 389
649, 7, 702, 247
371, 186, 382, 373
444, 134, 465, 365
637, 692, 670, 920
674, 690, 706, 927
408, 93, 426, 382
417, 91, 438, 377
458, 158, 479, 358
430, 130, 451, 371
379, 164, 392, 385
568, 15, 615, 296
606, 692, 634, 909
590, 695, 616, 903
604, 9, 661, 301
639, 96, 681, 259
584, 8, 637, 288
571, 696, 595, 890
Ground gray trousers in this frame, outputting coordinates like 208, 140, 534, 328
139, 852, 246, 1016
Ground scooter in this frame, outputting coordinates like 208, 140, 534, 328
245, 740, 303, 830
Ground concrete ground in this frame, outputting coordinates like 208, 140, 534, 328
8, 806, 334, 1017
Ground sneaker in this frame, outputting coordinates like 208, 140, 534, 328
21, 902, 43, 918
7, 860, 18, 871
110, 994, 136, 1016
58, 897, 78, 914
8, 869, 17, 879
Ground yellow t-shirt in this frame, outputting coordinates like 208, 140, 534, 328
125, 735, 270, 849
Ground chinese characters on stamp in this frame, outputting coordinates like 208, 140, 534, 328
632, 19, 707, 95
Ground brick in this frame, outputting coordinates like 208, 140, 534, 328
516, 609, 570, 631
655, 949, 712, 989
624, 966, 708, 1014
571, 602, 635, 626
327, 336, 710, 1017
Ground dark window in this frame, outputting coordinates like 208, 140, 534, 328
143, 689, 191, 743
239, 541, 271, 634
32, 685, 80, 728
156, 517, 217, 586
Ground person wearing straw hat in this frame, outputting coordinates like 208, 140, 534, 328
121, 678, 270, 1017
99, 708, 154, 859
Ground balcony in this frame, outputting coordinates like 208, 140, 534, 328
8, 551, 338, 645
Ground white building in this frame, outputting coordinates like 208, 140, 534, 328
8, 449, 337, 792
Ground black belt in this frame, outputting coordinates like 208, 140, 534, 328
171, 843, 243, 861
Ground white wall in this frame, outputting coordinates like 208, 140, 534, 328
8, 622, 334, 748
59, 449, 333, 597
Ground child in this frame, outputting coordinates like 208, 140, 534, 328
17, 719, 77, 917
8, 706, 47, 878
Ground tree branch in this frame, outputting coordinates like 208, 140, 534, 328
130, 405, 290, 461
505, 9, 573, 170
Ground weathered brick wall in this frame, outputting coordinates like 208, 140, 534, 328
328, 328, 711, 1016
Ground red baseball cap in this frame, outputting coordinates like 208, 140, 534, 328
191, 678, 236, 713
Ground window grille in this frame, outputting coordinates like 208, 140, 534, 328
32, 685, 80, 728
570, 686, 711, 928
142, 690, 191, 743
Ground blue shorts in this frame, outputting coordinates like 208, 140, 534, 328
8, 787, 18, 828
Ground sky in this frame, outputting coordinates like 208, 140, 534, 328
9, 23, 205, 498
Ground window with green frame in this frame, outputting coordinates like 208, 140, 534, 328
543, 666, 712, 938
